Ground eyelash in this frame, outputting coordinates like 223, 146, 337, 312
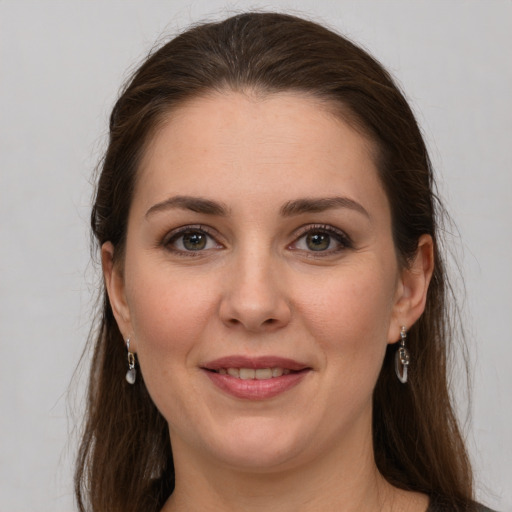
162, 225, 222, 257
290, 224, 353, 256
161, 224, 353, 257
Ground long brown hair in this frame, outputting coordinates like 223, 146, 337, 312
76, 12, 473, 512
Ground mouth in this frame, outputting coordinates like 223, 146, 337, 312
201, 356, 311, 400
208, 367, 294, 379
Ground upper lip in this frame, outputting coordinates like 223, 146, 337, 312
202, 356, 310, 371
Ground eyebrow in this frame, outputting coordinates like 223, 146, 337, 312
145, 195, 230, 218
145, 195, 370, 220
280, 196, 370, 219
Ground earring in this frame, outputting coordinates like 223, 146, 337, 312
394, 326, 410, 384
125, 338, 136, 384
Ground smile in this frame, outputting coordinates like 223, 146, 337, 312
202, 356, 310, 400
213, 367, 292, 379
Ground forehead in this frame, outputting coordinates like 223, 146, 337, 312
144, 90, 376, 160
135, 91, 388, 218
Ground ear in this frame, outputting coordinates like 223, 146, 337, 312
102, 242, 133, 346
388, 234, 434, 343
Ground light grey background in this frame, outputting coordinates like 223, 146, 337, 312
1, 1, 510, 511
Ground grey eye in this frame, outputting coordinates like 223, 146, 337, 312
291, 226, 352, 254
305, 232, 331, 251
166, 229, 220, 252
182, 232, 208, 250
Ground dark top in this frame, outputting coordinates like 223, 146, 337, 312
426, 495, 497, 512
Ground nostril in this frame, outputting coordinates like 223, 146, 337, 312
219, 293, 292, 331
225, 316, 281, 330
228, 317, 276, 325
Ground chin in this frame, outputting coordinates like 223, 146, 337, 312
193, 417, 312, 472
212, 443, 303, 473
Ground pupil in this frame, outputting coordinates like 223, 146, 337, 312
183, 232, 206, 250
306, 232, 330, 251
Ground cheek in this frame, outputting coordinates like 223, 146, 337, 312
303, 272, 394, 332
295, 262, 398, 363
124, 267, 219, 421
125, 264, 217, 359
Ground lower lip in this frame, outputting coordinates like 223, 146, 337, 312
204, 370, 309, 400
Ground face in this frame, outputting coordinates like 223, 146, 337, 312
104, 92, 429, 473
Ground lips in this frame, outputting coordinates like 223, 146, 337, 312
202, 356, 311, 400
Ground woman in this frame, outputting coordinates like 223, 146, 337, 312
75, 12, 494, 512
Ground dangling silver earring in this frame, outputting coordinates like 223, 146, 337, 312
394, 326, 410, 384
125, 338, 136, 384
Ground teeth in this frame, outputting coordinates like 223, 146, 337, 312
255, 368, 272, 380
217, 367, 293, 380
239, 368, 255, 380
227, 368, 239, 378
272, 367, 283, 377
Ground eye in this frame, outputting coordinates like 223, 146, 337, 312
291, 225, 352, 254
164, 226, 222, 254
304, 232, 331, 251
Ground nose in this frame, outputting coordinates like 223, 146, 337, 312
218, 252, 292, 333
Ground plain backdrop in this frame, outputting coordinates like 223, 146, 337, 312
0, 1, 510, 511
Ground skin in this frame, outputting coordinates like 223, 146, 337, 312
103, 91, 434, 512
